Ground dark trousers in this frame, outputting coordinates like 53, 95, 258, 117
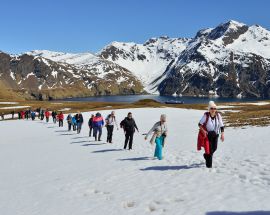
106, 125, 114, 143
89, 126, 93, 137
68, 122, 72, 131
204, 132, 219, 168
73, 124, 77, 131
53, 117, 56, 123
93, 126, 102, 141
46, 117, 49, 122
59, 119, 63, 127
124, 130, 134, 150
77, 122, 82, 134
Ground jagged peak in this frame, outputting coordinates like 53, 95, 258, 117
206, 20, 248, 42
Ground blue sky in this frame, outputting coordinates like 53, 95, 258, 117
0, 0, 269, 54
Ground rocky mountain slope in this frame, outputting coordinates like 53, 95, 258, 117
156, 20, 270, 98
98, 36, 190, 92
1, 20, 270, 100
0, 51, 144, 100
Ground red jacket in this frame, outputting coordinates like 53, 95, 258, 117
45, 111, 50, 118
197, 127, 210, 155
57, 113, 64, 120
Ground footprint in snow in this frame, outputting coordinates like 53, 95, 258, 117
122, 201, 136, 208
147, 204, 156, 212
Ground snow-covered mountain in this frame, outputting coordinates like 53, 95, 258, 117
156, 20, 270, 98
1, 20, 270, 100
27, 50, 99, 66
0, 51, 144, 100
98, 36, 190, 92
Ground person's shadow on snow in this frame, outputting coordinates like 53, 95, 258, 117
118, 157, 152, 161
59, 133, 75, 136
140, 163, 204, 171
72, 136, 89, 139
82, 143, 106, 146
54, 130, 69, 133
92, 149, 123, 153
70, 140, 90, 144
206, 211, 270, 215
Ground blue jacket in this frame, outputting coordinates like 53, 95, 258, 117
72, 117, 77, 125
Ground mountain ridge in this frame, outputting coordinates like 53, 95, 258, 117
1, 20, 270, 100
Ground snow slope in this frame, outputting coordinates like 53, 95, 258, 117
27, 50, 99, 66
0, 108, 270, 215
99, 37, 190, 92
156, 20, 270, 97
178, 20, 270, 70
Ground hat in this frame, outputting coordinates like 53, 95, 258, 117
160, 114, 167, 121
208, 101, 217, 110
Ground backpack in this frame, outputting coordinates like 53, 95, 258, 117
105, 114, 111, 125
204, 112, 220, 125
203, 112, 221, 133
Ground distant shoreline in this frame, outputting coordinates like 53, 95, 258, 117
1, 99, 270, 128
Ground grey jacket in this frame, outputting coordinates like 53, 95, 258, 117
146, 121, 168, 140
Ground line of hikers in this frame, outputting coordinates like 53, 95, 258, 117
2, 101, 225, 168
10, 109, 42, 121
64, 110, 167, 160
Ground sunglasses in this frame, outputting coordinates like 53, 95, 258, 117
210, 107, 217, 110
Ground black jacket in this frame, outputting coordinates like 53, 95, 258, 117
120, 117, 138, 132
88, 118, 93, 127
52, 111, 57, 118
76, 114, 84, 123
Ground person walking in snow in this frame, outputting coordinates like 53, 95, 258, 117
18, 111, 21, 119
92, 112, 104, 141
72, 115, 77, 131
1, 112, 4, 120
88, 114, 94, 137
52, 110, 57, 124
198, 101, 225, 168
25, 109, 30, 120
21, 110, 25, 119
145, 114, 168, 160
45, 110, 50, 122
105, 111, 119, 143
40, 109, 45, 120
67, 114, 72, 131
75, 112, 84, 134
31, 111, 36, 120
120, 112, 139, 150
11, 110, 15, 119
37, 107, 41, 119
57, 112, 64, 127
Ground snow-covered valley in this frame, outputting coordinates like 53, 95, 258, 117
1, 108, 269, 215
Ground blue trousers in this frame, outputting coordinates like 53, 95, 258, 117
93, 126, 102, 140
154, 136, 164, 160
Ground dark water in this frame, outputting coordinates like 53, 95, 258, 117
61, 95, 268, 104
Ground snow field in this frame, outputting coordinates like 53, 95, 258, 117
0, 108, 270, 215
